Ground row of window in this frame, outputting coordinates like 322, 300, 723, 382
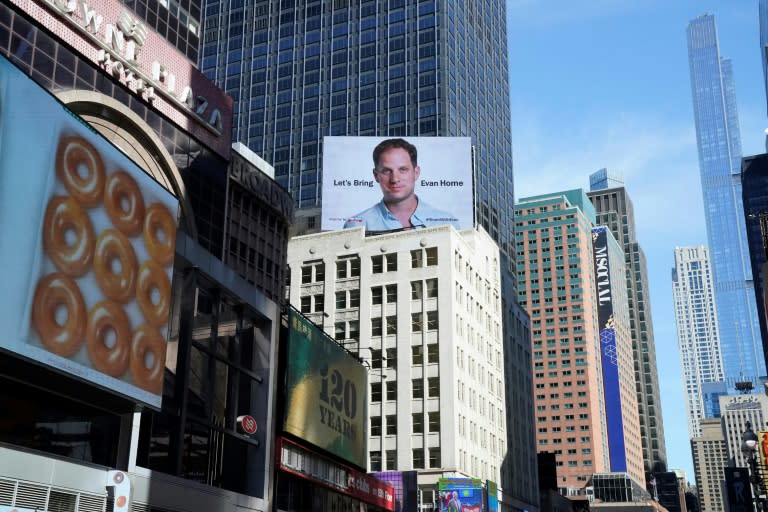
300, 279, 438, 315
369, 447, 440, 472
371, 377, 440, 402
300, 248, 438, 284
370, 411, 440, 436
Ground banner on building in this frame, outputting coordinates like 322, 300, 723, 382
284, 310, 368, 468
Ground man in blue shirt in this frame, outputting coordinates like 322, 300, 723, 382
343, 138, 459, 232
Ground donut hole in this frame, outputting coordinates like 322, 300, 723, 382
76, 160, 92, 181
102, 327, 117, 349
150, 284, 161, 306
143, 347, 157, 370
64, 226, 78, 248
153, 223, 167, 244
119, 192, 131, 214
54, 303, 69, 327
110, 255, 123, 276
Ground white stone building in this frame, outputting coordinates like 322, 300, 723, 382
287, 225, 507, 492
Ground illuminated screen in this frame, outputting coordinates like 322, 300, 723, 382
284, 310, 368, 468
321, 136, 473, 232
437, 478, 483, 512
0, 55, 178, 408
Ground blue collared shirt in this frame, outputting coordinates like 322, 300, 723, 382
343, 197, 460, 231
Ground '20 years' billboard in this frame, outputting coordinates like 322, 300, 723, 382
321, 136, 473, 232
284, 310, 368, 468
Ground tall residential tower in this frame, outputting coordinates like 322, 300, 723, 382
587, 173, 668, 477
686, 14, 765, 392
671, 245, 724, 438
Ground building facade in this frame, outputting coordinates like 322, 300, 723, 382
719, 393, 768, 468
286, 225, 538, 512
199, 0, 514, 260
672, 245, 724, 438
0, 1, 294, 510
686, 13, 765, 393
742, 154, 768, 386
588, 174, 668, 478
691, 417, 727, 512
515, 190, 612, 492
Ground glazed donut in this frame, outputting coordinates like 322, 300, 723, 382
85, 300, 130, 377
93, 229, 138, 304
31, 272, 86, 357
43, 196, 95, 277
55, 134, 105, 207
136, 260, 171, 327
130, 324, 166, 394
143, 203, 176, 267
104, 170, 145, 237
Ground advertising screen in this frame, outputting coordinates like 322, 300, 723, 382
321, 136, 473, 232
0, 56, 178, 408
592, 226, 627, 472
437, 478, 483, 512
372, 471, 418, 512
284, 310, 368, 468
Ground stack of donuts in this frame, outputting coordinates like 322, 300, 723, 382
31, 133, 176, 394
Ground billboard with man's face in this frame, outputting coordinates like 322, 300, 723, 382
321, 136, 473, 232
0, 55, 178, 408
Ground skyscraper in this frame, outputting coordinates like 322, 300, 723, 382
515, 190, 645, 490
200, 1, 514, 258
587, 174, 668, 477
671, 245, 724, 438
686, 14, 765, 392
691, 418, 728, 512
759, 0, 768, 116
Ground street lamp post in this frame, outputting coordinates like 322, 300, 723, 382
741, 421, 764, 512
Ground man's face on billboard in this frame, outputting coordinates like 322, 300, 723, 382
373, 147, 420, 205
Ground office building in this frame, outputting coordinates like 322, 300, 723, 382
687, 14, 765, 392
286, 225, 538, 512
719, 393, 768, 468
588, 172, 669, 478
0, 1, 294, 511
200, 1, 514, 260
672, 245, 724, 438
742, 154, 768, 385
516, 189, 622, 491
691, 418, 727, 512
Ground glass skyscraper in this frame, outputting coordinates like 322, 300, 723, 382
686, 14, 765, 393
199, 1, 514, 259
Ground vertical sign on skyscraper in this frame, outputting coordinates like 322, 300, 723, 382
592, 226, 628, 472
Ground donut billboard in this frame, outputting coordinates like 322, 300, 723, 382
0, 55, 178, 408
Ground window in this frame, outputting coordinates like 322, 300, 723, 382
428, 411, 441, 432
372, 253, 397, 273
336, 257, 360, 278
425, 278, 438, 298
386, 380, 397, 400
413, 448, 424, 469
386, 415, 397, 435
371, 416, 381, 436
411, 281, 423, 299
371, 286, 383, 305
412, 312, 423, 332
411, 249, 424, 268
371, 382, 382, 402
301, 261, 324, 283
413, 378, 424, 398
335, 289, 360, 309
300, 294, 323, 313
372, 317, 382, 336
412, 345, 424, 365
426, 311, 439, 330
429, 448, 441, 467
371, 349, 383, 369
427, 343, 439, 363
386, 348, 397, 368
428, 377, 439, 397
385, 315, 397, 335
386, 284, 397, 303
369, 451, 382, 471
386, 450, 396, 470
426, 247, 438, 265
412, 413, 424, 433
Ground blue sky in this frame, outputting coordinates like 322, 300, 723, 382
507, 1, 765, 481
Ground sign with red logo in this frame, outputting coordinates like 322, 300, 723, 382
238, 415, 258, 435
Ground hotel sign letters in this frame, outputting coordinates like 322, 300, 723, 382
42, 0, 224, 135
